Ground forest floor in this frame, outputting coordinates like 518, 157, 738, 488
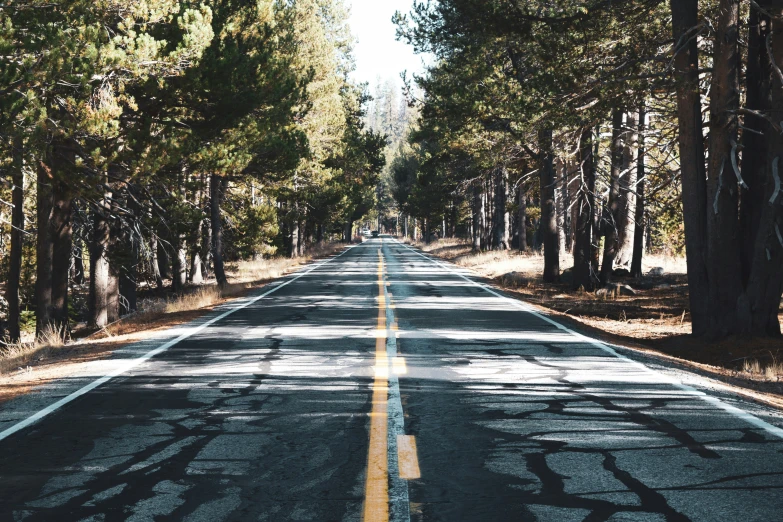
412, 238, 783, 407
0, 242, 345, 402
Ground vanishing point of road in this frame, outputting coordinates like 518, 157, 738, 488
1, 238, 783, 521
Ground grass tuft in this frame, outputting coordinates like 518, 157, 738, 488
742, 358, 783, 382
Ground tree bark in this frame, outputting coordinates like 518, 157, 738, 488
539, 128, 560, 282
616, 111, 638, 268
472, 183, 482, 251
172, 169, 188, 293
190, 174, 206, 284
745, 5, 783, 336
740, 4, 768, 287
211, 174, 228, 287
119, 242, 138, 316
73, 240, 85, 285
704, 0, 744, 336
561, 160, 572, 252
151, 232, 164, 291
172, 234, 187, 292
7, 137, 24, 343
50, 180, 73, 330
297, 209, 306, 257
201, 217, 212, 278
480, 188, 488, 249
35, 160, 54, 336
600, 109, 625, 285
344, 221, 352, 243
556, 160, 567, 255
669, 0, 710, 335
190, 248, 204, 284
157, 238, 171, 280
631, 103, 647, 278
493, 166, 509, 249
573, 127, 598, 290
89, 186, 113, 328
518, 182, 528, 252
290, 213, 300, 258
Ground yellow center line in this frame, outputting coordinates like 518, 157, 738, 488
363, 249, 389, 522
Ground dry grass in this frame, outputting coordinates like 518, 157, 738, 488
0, 323, 69, 375
742, 358, 783, 382
414, 238, 686, 280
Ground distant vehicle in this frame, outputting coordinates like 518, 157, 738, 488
371, 230, 379, 238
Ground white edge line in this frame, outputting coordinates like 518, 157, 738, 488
0, 244, 359, 443
393, 239, 783, 440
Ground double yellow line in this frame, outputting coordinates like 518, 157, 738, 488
363, 248, 391, 521
363, 244, 421, 522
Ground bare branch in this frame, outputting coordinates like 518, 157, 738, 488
730, 140, 749, 189
771, 157, 781, 204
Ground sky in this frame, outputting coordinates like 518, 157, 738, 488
347, 0, 429, 89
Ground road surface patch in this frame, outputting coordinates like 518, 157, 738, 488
0, 246, 357, 443
396, 435, 421, 479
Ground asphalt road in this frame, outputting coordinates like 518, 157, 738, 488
1, 238, 783, 521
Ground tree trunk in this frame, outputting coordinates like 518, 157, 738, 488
539, 128, 560, 282
190, 175, 206, 284
298, 210, 306, 257
201, 217, 212, 278
631, 103, 647, 278
7, 137, 23, 343
151, 233, 164, 291
157, 238, 171, 280
89, 186, 113, 328
480, 189, 488, 249
590, 129, 601, 275
600, 109, 625, 285
561, 160, 572, 252
556, 160, 567, 255
290, 215, 300, 258
190, 248, 204, 284
494, 167, 509, 250
50, 180, 73, 330
172, 234, 187, 293
704, 0, 744, 336
119, 242, 138, 316
118, 193, 138, 316
573, 127, 597, 290
35, 160, 54, 336
211, 174, 227, 287
616, 111, 638, 268
73, 239, 86, 285
745, 4, 783, 336
344, 221, 352, 243
740, 4, 768, 287
669, 0, 710, 335
472, 183, 482, 251
518, 184, 528, 252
